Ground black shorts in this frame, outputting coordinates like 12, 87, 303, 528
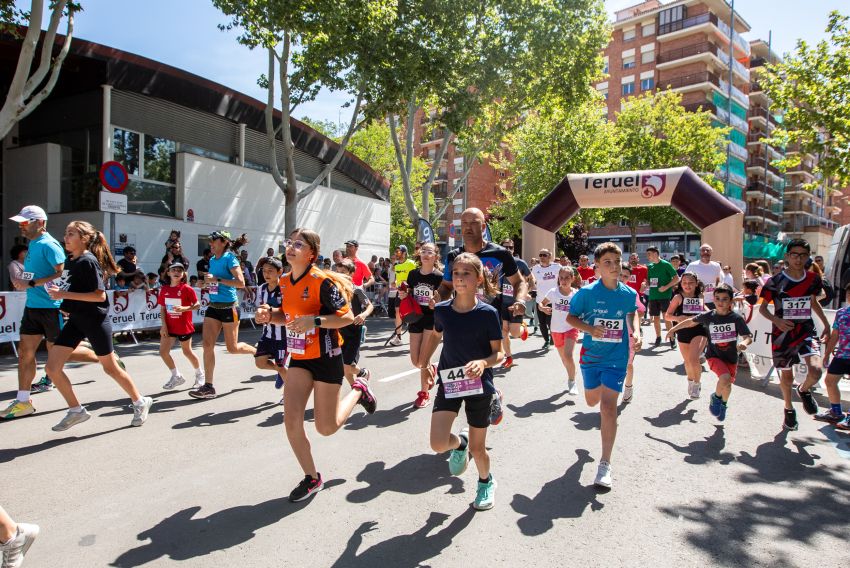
255, 336, 286, 367
498, 295, 523, 324
648, 299, 670, 317
432, 387, 491, 429
205, 304, 238, 323
676, 326, 707, 344
339, 326, 363, 366
19, 307, 62, 343
287, 355, 345, 385
407, 312, 435, 333
773, 336, 821, 370
827, 357, 850, 376
54, 312, 113, 356
169, 333, 193, 342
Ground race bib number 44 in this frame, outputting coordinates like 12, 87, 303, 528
439, 366, 484, 399
683, 297, 703, 314
709, 323, 736, 343
593, 318, 623, 343
782, 297, 811, 320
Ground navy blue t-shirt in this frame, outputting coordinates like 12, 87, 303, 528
434, 299, 502, 395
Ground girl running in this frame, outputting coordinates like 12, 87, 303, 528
158, 262, 203, 390
419, 253, 503, 510
189, 231, 255, 400
255, 229, 377, 503
538, 266, 579, 394
401, 242, 443, 408
664, 272, 707, 399
44, 221, 153, 431
619, 264, 646, 403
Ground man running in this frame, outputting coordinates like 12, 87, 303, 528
576, 255, 595, 284
686, 244, 724, 309
531, 248, 560, 348
388, 245, 417, 346
646, 246, 679, 348
498, 239, 531, 366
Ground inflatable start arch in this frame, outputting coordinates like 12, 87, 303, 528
521, 167, 744, 285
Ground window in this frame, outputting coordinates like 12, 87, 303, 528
623, 56, 635, 69
113, 129, 140, 176
603, 56, 609, 74
622, 82, 635, 95
641, 77, 654, 91
599, 88, 609, 100
143, 136, 176, 184
112, 127, 176, 218
454, 157, 464, 173
623, 28, 636, 41
642, 22, 655, 36
659, 5, 685, 27
641, 49, 654, 64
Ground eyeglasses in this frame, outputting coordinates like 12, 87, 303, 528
419, 249, 436, 256
787, 252, 809, 259
284, 239, 307, 250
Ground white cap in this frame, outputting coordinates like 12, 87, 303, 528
9, 205, 47, 223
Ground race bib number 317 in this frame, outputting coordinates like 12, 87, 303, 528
782, 297, 811, 320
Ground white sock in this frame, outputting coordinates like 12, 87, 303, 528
17, 391, 30, 403
170, 368, 180, 378
194, 368, 204, 375
132, 398, 145, 406
69, 406, 83, 413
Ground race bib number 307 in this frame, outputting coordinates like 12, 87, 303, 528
439, 366, 484, 399
593, 318, 623, 343
782, 297, 811, 320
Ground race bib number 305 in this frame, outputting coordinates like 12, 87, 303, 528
709, 323, 736, 343
439, 366, 484, 399
593, 318, 623, 343
782, 297, 811, 320
682, 297, 703, 314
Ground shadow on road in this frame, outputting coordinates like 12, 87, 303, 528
0, 425, 134, 463
506, 391, 574, 419
330, 508, 476, 568
345, 401, 416, 431
569, 411, 599, 431
172, 400, 279, 429
643, 399, 697, 428
510, 449, 604, 536
347, 454, 464, 504
95, 388, 253, 419
645, 425, 735, 465
736, 430, 822, 483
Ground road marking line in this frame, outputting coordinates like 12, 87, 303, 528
379, 368, 419, 383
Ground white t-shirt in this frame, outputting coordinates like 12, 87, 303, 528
685, 261, 723, 303
542, 287, 576, 333
532, 263, 560, 299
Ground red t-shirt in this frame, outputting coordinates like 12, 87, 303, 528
158, 284, 198, 336
628, 264, 648, 293
576, 265, 595, 282
352, 257, 372, 286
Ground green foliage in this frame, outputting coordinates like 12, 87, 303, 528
299, 117, 343, 139
761, 11, 850, 190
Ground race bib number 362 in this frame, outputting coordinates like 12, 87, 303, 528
439, 366, 484, 399
593, 318, 623, 343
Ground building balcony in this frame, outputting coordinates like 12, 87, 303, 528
716, 105, 749, 133
420, 129, 447, 146
746, 157, 781, 176
717, 166, 747, 187
718, 78, 749, 108
750, 57, 767, 69
748, 106, 780, 125
682, 101, 717, 115
658, 12, 750, 57
746, 180, 783, 201
787, 161, 816, 178
657, 41, 719, 67
746, 205, 782, 224
662, 71, 719, 91
728, 141, 749, 161
717, 49, 751, 82
746, 129, 769, 144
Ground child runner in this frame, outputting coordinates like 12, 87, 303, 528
158, 262, 204, 390
255, 229, 377, 503
44, 221, 153, 431
418, 253, 503, 510
567, 242, 641, 488
667, 284, 752, 421
646, 246, 679, 348
335, 259, 375, 389
402, 242, 443, 408
814, 283, 850, 429
618, 264, 646, 404
538, 266, 579, 394
664, 272, 708, 399
758, 238, 830, 431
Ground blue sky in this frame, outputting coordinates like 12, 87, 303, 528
30, 0, 849, 126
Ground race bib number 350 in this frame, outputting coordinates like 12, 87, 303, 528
709, 323, 736, 342
439, 366, 484, 399
782, 297, 811, 320
593, 318, 623, 343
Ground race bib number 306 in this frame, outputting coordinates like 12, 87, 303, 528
593, 318, 623, 343
709, 323, 736, 342
439, 366, 484, 399
782, 297, 811, 320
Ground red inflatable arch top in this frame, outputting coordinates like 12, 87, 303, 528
521, 166, 744, 285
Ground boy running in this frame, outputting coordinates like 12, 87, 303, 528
815, 283, 850, 430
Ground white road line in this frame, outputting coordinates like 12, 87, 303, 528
379, 368, 419, 383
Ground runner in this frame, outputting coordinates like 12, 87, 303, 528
538, 266, 579, 394
646, 246, 679, 348
189, 231, 255, 400
157, 262, 204, 390
0, 505, 38, 568
418, 252, 503, 510
388, 245, 417, 346
1, 206, 100, 420
531, 248, 560, 349
567, 242, 641, 488
401, 242, 443, 408
815, 283, 850, 429
685, 244, 723, 309
618, 264, 646, 403
498, 238, 530, 366
43, 220, 153, 431
576, 255, 595, 284
255, 229, 377, 503
666, 284, 752, 422
335, 259, 374, 391
664, 272, 708, 399
758, 238, 830, 431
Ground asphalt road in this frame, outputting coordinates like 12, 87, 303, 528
1, 319, 849, 567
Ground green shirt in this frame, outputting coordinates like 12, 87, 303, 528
647, 259, 678, 300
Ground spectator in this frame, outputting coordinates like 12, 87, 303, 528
322, 258, 332, 270
240, 249, 256, 287
670, 255, 684, 277
117, 246, 137, 275
147, 272, 161, 290
164, 229, 181, 251
368, 254, 378, 275
189, 275, 199, 288
721, 264, 735, 288
814, 254, 826, 273
129, 271, 148, 291
332, 249, 344, 265
7, 244, 27, 290
344, 239, 374, 287
161, 242, 190, 271
113, 273, 128, 290
197, 248, 212, 279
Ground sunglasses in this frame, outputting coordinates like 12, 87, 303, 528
539, 253, 550, 257
284, 239, 307, 250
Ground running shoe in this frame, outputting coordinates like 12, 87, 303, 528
783, 408, 799, 431
541, 339, 550, 350
796, 385, 819, 415
274, 375, 284, 389
717, 400, 727, 422
162, 375, 186, 390
193, 371, 205, 389
691, 382, 702, 399
709, 393, 722, 417
473, 475, 497, 511
566, 380, 577, 395
389, 334, 402, 346
188, 383, 217, 400
594, 461, 612, 488
654, 337, 661, 347
30, 376, 54, 394
52, 408, 91, 431
289, 473, 323, 503
413, 391, 430, 409
814, 408, 845, 423
835, 416, 850, 431
622, 385, 633, 404
687, 380, 695, 399
357, 368, 371, 382
0, 400, 35, 420
670, 338, 677, 349
0, 522, 39, 568
131, 397, 153, 427
489, 390, 504, 425
503, 356, 514, 369
448, 429, 470, 475
353, 376, 377, 414
520, 323, 528, 341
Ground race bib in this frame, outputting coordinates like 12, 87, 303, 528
165, 298, 181, 316
709, 323, 736, 343
389, 285, 398, 298
682, 297, 703, 314
650, 278, 659, 288
22, 271, 34, 280
439, 366, 484, 399
782, 297, 811, 320
554, 299, 570, 312
628, 275, 637, 283
593, 318, 623, 343
286, 329, 307, 354
704, 283, 716, 295
502, 283, 514, 297
208, 283, 219, 295
414, 285, 433, 306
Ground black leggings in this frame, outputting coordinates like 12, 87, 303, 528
537, 307, 552, 341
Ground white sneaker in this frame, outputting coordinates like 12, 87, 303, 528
131, 397, 153, 427
193, 371, 205, 389
687, 380, 695, 398
0, 522, 39, 568
162, 375, 186, 390
566, 380, 577, 395
691, 382, 702, 399
594, 461, 612, 488
52, 408, 91, 432
389, 335, 402, 346
622, 385, 633, 403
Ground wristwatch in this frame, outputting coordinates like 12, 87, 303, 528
314, 316, 322, 327
28, 279, 36, 288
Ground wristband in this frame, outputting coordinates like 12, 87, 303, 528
28, 279, 36, 288
314, 316, 322, 327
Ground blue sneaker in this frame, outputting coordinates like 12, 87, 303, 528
709, 393, 722, 417
473, 475, 496, 510
718, 400, 727, 422
448, 428, 469, 476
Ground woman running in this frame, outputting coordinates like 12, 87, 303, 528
664, 272, 708, 399
419, 253, 503, 510
401, 242, 443, 408
255, 229, 377, 503
189, 231, 255, 400
538, 266, 579, 395
44, 221, 153, 431
158, 262, 204, 390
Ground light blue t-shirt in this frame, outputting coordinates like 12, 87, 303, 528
208, 251, 240, 303
569, 280, 638, 369
24, 232, 66, 308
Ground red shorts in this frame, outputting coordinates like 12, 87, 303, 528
552, 329, 580, 348
708, 358, 737, 382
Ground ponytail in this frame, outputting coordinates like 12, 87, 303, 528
323, 269, 354, 303
68, 221, 120, 276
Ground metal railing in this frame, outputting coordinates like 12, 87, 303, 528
663, 71, 719, 90
658, 12, 714, 36
746, 180, 783, 201
657, 41, 717, 64
719, 78, 749, 107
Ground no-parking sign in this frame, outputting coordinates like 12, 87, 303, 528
99, 161, 130, 193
